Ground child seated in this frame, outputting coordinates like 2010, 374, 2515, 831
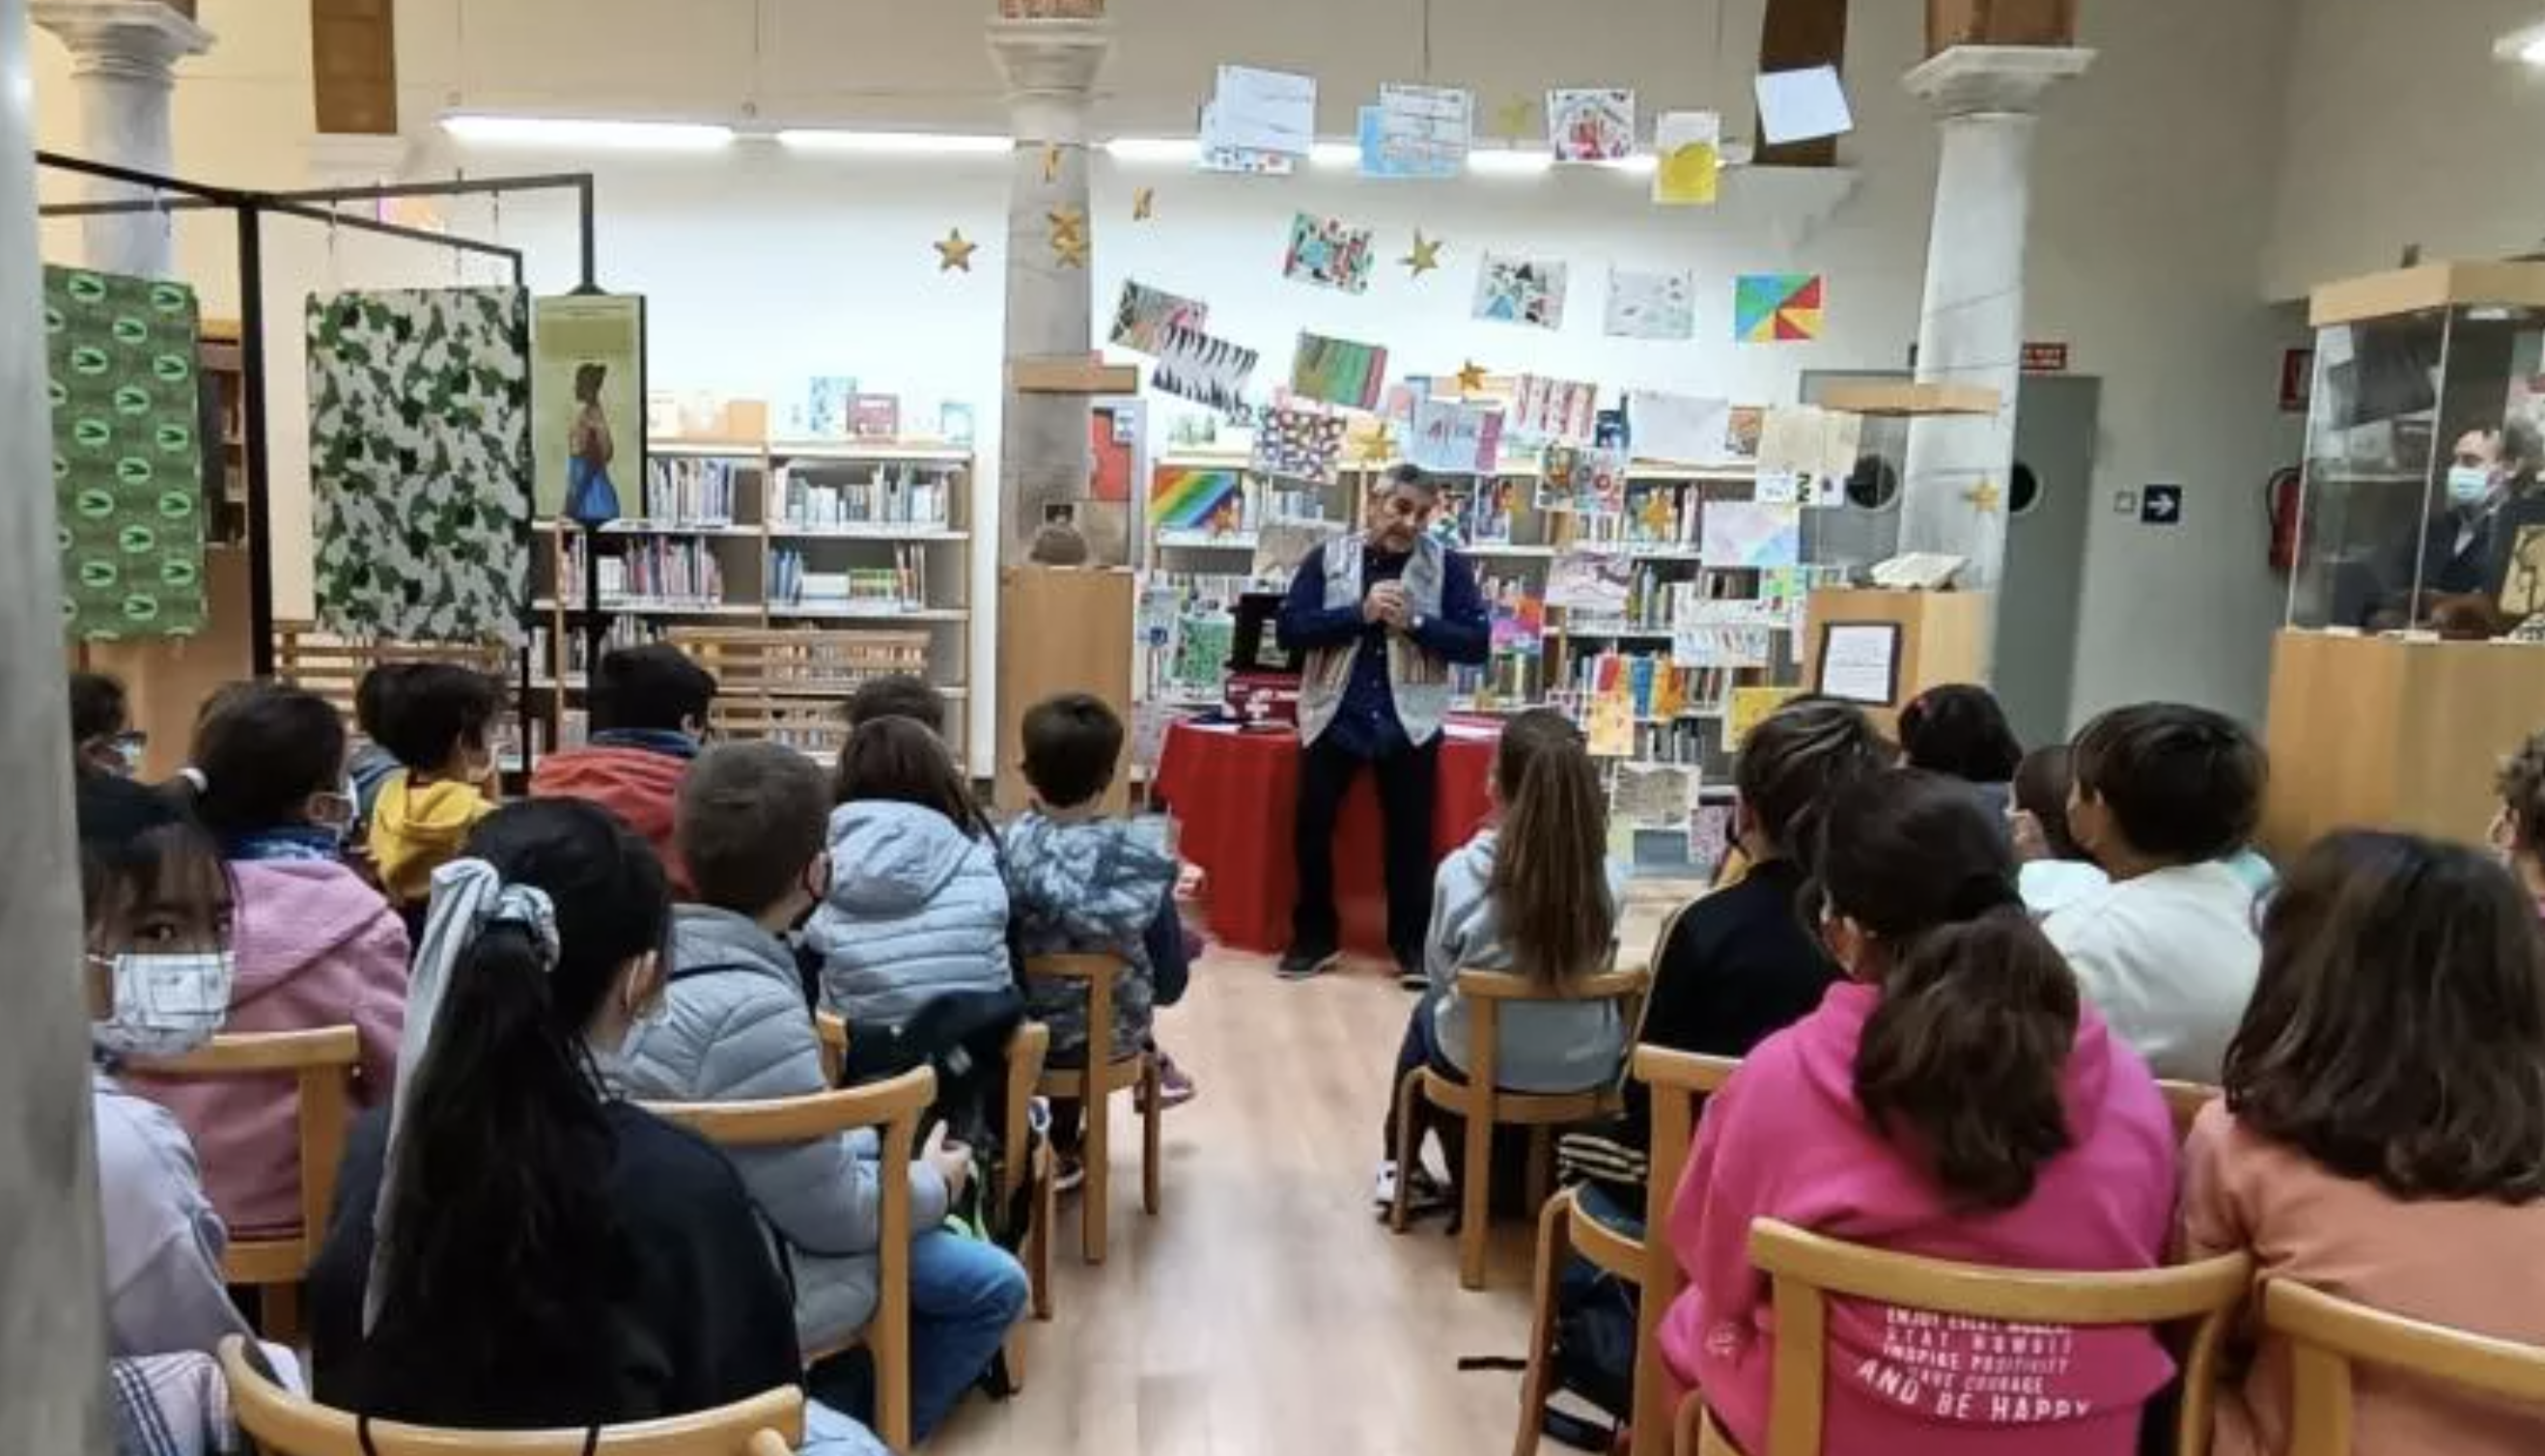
618, 743, 1025, 1442
361, 662, 503, 914
70, 668, 138, 780
806, 717, 1012, 1027
2044, 703, 2267, 1080
2009, 744, 2108, 918
1896, 682, 2024, 820
529, 645, 717, 893
1662, 770, 2178, 1455
2494, 727, 2545, 916
2185, 831, 2545, 1456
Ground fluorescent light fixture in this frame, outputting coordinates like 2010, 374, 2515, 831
2493, 18, 2545, 64
1595, 154, 1659, 176
441, 113, 734, 150
776, 128, 1010, 155
1307, 141, 1361, 169
1466, 147, 1552, 177
1104, 136, 1201, 163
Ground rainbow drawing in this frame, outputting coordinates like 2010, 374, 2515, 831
1149, 466, 1245, 532
1734, 272, 1825, 343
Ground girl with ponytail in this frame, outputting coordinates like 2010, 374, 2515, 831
1658, 770, 2178, 1456
306, 799, 880, 1451
1374, 709, 1624, 1210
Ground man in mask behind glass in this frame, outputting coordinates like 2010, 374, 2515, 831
2413, 421, 2542, 602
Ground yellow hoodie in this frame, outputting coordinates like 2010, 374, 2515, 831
368, 770, 496, 905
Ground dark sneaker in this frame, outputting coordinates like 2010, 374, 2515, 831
1397, 963, 1427, 991
1276, 943, 1341, 980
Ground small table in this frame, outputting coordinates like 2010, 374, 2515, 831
1152, 717, 1500, 957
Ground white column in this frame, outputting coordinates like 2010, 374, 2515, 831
986, 15, 1111, 568
32, 0, 213, 278
0, 0, 116, 1445
1896, 45, 2093, 593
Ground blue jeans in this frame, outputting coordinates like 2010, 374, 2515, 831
907, 1229, 1028, 1442
802, 1399, 888, 1455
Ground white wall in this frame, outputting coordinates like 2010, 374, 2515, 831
30, 0, 2310, 751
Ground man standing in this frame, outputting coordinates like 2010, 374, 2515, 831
1276, 464, 1490, 983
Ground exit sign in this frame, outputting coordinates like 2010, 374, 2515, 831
2022, 342, 2071, 374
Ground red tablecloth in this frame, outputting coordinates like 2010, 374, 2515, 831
1153, 718, 1500, 957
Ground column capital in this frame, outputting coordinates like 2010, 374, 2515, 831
986, 17, 1110, 142
1904, 44, 2094, 118
32, 1, 212, 84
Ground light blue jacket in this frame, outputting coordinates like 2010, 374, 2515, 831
616, 905, 950, 1354
1001, 812, 1176, 1065
805, 800, 1013, 1029
1425, 829, 1631, 1093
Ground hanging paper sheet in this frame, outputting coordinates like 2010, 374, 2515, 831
1548, 88, 1636, 161
1473, 253, 1569, 329
1365, 83, 1471, 177
1509, 375, 1601, 440
1251, 406, 1350, 482
1290, 331, 1389, 410
1734, 273, 1826, 342
1406, 397, 1504, 474
1110, 280, 1209, 354
1149, 323, 1260, 413
1281, 211, 1377, 294
1653, 111, 1721, 205
1606, 267, 1696, 341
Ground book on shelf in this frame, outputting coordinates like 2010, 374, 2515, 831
850, 393, 902, 439
776, 462, 955, 529
641, 457, 740, 525
771, 544, 930, 609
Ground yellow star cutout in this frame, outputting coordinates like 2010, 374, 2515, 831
1048, 206, 1085, 244
1053, 231, 1089, 268
1962, 478, 2003, 516
1495, 98, 1536, 142
1455, 359, 1488, 395
1042, 143, 1063, 183
1355, 423, 1397, 463
934, 228, 977, 273
1402, 230, 1442, 277
1133, 186, 1156, 221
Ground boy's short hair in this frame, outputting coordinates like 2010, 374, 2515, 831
2498, 728, 2545, 862
677, 741, 830, 913
590, 645, 717, 735
1020, 692, 1124, 809
70, 671, 128, 742
2070, 703, 2266, 863
845, 675, 946, 735
366, 663, 504, 770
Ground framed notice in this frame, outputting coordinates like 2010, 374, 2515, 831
1815, 621, 1902, 706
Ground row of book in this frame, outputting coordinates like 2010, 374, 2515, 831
1563, 651, 1742, 722
774, 464, 957, 529
771, 545, 930, 608
561, 535, 727, 606
640, 458, 744, 526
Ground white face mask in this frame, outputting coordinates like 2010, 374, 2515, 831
92, 949, 235, 1060
2447, 463, 2495, 506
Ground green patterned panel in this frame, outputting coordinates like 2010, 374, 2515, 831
45, 266, 208, 640
307, 287, 532, 644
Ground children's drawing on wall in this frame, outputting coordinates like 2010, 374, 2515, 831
1547, 88, 1636, 162
1473, 253, 1568, 330
1281, 211, 1376, 294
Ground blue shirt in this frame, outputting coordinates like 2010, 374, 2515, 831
1275, 541, 1490, 759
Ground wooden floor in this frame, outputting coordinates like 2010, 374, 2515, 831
933, 890, 1690, 1455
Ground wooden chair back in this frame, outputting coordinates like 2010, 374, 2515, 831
816, 1009, 848, 1085
2158, 1079, 2220, 1142
2266, 1278, 2545, 1454
1021, 953, 1161, 1265
641, 1068, 933, 1452
1718, 1219, 2251, 1456
218, 1335, 805, 1455
1019, 953, 1129, 1071
1627, 1046, 1744, 1446
126, 1026, 363, 1295
1453, 965, 1651, 1120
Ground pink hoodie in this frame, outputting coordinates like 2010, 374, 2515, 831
1658, 981, 2178, 1456
125, 860, 408, 1237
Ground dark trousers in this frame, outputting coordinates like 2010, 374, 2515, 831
1292, 731, 1440, 968
1382, 992, 1466, 1165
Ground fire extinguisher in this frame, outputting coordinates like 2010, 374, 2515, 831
2266, 466, 2302, 572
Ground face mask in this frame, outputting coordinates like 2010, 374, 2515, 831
2447, 464, 2495, 506
91, 949, 235, 1060
111, 734, 146, 778
309, 776, 358, 843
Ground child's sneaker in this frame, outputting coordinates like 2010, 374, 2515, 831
1052, 1153, 1086, 1194
1139, 1052, 1197, 1110
1371, 1159, 1450, 1220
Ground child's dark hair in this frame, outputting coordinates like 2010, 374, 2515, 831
2225, 830, 2545, 1203
1490, 709, 1612, 986
844, 674, 946, 736
2013, 745, 2087, 860
1733, 696, 1888, 858
188, 684, 348, 841
2069, 703, 2265, 863
678, 742, 830, 915
75, 773, 229, 938
70, 670, 129, 744
1819, 770, 2078, 1212
1020, 692, 1123, 809
588, 645, 717, 735
371, 798, 670, 1420
833, 715, 988, 837
1897, 684, 2024, 784
361, 663, 504, 773
2497, 729, 2545, 868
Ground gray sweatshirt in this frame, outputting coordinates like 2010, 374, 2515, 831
1425, 830, 1632, 1093
95, 1069, 255, 1359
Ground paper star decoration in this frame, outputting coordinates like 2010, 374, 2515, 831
1133, 186, 1156, 221
1053, 231, 1089, 267
934, 229, 977, 273
1495, 98, 1536, 141
1455, 359, 1489, 395
1962, 479, 2003, 516
1402, 230, 1442, 277
1356, 423, 1397, 463
1048, 206, 1089, 267
1042, 143, 1063, 183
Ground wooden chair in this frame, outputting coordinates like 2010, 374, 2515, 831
126, 1025, 362, 1343
1390, 966, 1649, 1291
2266, 1278, 2545, 1454
2159, 1079, 2221, 1142
1672, 1220, 2252, 1456
815, 1011, 1058, 1326
1509, 1046, 1741, 1456
217, 1334, 805, 1454
640, 1067, 934, 1452
1020, 953, 1163, 1266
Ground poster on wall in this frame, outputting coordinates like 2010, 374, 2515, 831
1149, 322, 1260, 413
1291, 331, 1389, 410
1252, 406, 1350, 482
1734, 272, 1826, 343
1509, 375, 1601, 441
310, 286, 532, 643
1606, 267, 1696, 341
532, 293, 644, 525
1108, 280, 1209, 355
1474, 252, 1568, 329
46, 266, 208, 639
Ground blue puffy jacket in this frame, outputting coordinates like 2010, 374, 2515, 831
805, 800, 1013, 1029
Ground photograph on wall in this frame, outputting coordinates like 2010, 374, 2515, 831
1251, 406, 1350, 482
46, 266, 208, 639
309, 286, 532, 643
1548, 88, 1636, 162
1281, 211, 1377, 294
1605, 266, 1696, 341
1473, 253, 1568, 329
532, 293, 643, 525
1149, 322, 1260, 414
1108, 279, 1209, 355
1290, 331, 1389, 410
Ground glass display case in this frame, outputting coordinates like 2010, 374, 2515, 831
2291, 264, 2545, 637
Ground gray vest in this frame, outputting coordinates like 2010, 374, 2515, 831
1297, 532, 1453, 748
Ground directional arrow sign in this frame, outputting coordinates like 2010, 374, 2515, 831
2140, 484, 2183, 525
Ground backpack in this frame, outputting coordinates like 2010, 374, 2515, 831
1545, 1253, 1638, 1449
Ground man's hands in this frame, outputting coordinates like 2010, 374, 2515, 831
1364, 580, 1412, 631
922, 1122, 972, 1200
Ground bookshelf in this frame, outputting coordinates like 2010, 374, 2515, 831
526, 437, 975, 766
